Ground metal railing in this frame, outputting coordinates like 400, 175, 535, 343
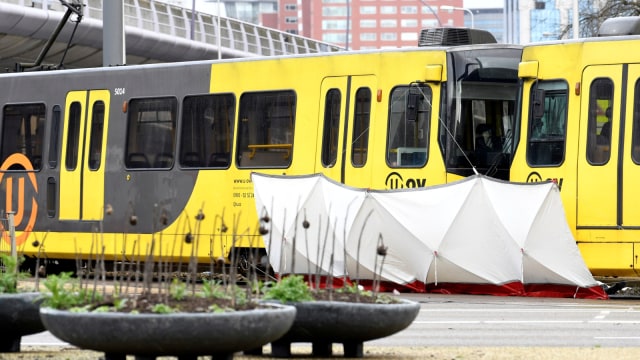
8, 0, 343, 56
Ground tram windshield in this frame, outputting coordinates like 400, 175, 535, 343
440, 47, 522, 180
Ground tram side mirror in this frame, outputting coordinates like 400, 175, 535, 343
406, 92, 420, 122
532, 88, 545, 119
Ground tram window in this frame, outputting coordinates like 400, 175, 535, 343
1, 103, 46, 171
586, 78, 613, 165
48, 105, 61, 169
632, 80, 640, 163
46, 177, 56, 218
180, 94, 235, 168
386, 85, 431, 167
65, 102, 81, 171
351, 88, 371, 167
444, 85, 517, 175
125, 97, 177, 169
87, 101, 105, 171
321, 89, 341, 168
526, 80, 568, 167
236, 90, 296, 168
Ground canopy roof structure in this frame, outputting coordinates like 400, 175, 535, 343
0, 0, 341, 71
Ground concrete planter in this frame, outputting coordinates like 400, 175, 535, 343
269, 299, 420, 358
0, 292, 45, 352
40, 303, 296, 360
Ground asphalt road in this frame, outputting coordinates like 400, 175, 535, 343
16, 293, 640, 359
370, 293, 640, 348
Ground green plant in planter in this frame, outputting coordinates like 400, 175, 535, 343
263, 274, 314, 303
169, 278, 187, 301
0, 253, 30, 293
334, 283, 397, 304
202, 280, 228, 299
151, 303, 175, 314
40, 272, 99, 311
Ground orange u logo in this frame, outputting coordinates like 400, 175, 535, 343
0, 153, 38, 246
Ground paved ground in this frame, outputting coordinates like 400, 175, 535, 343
5, 345, 640, 359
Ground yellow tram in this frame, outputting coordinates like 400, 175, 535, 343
512, 16, 640, 276
0, 28, 522, 272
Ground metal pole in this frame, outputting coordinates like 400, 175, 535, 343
345, 0, 350, 50
217, 0, 221, 59
573, 0, 579, 39
8, 212, 16, 262
503, 0, 509, 43
465, 9, 474, 29
191, 0, 196, 40
103, 0, 125, 66
507, 0, 518, 43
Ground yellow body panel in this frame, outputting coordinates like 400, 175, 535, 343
424, 65, 443, 82
578, 242, 634, 277
517, 61, 538, 79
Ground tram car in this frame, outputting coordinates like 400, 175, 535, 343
512, 16, 640, 277
0, 27, 522, 272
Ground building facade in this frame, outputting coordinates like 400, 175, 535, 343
278, 0, 465, 50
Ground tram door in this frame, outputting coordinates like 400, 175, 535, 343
59, 90, 110, 221
622, 64, 640, 228
576, 65, 622, 228
316, 75, 376, 187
